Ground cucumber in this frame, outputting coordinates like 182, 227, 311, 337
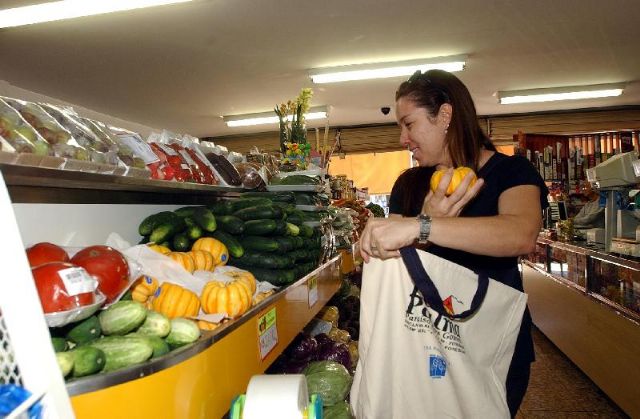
56, 352, 74, 377
231, 197, 272, 212
207, 200, 234, 216
289, 249, 308, 262
211, 231, 244, 258
51, 337, 68, 352
285, 222, 300, 236
138, 211, 179, 236
294, 193, 315, 205
274, 236, 296, 252
233, 251, 294, 269
173, 206, 197, 218
285, 211, 305, 226
192, 207, 217, 232
127, 333, 170, 359
172, 232, 192, 252
71, 346, 106, 377
234, 205, 282, 221
216, 215, 245, 235
149, 217, 186, 244
135, 310, 171, 338
185, 224, 203, 240
66, 315, 101, 345
278, 175, 320, 185
89, 335, 153, 372
293, 236, 305, 249
273, 219, 288, 235
242, 267, 297, 286
240, 191, 295, 203
239, 236, 280, 252
272, 202, 296, 215
165, 318, 201, 349
243, 219, 277, 235
99, 301, 147, 336
298, 224, 314, 238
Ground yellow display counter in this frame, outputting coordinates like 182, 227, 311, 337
69, 256, 342, 418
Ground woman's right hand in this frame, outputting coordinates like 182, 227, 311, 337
422, 168, 484, 217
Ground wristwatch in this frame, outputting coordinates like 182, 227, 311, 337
416, 213, 432, 244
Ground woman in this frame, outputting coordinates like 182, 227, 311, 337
360, 69, 549, 417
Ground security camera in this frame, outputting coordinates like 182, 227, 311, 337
380, 106, 391, 115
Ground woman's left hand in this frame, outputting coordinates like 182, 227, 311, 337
422, 168, 484, 217
360, 217, 420, 263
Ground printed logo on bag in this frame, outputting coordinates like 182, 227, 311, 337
405, 286, 466, 354
429, 354, 447, 378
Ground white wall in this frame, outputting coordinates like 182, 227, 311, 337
0, 80, 158, 138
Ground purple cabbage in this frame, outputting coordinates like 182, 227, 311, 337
286, 334, 318, 361
316, 341, 352, 371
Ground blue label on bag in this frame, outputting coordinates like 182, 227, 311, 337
429, 354, 447, 378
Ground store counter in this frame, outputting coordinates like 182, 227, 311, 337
523, 236, 640, 416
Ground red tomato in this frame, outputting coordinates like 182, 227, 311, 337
70, 246, 130, 304
26, 242, 70, 268
32, 262, 95, 313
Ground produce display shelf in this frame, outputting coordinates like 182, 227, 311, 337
69, 255, 342, 419
0, 163, 245, 204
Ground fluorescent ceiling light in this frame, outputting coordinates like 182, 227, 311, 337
498, 83, 625, 105
224, 106, 329, 128
309, 55, 467, 84
0, 0, 193, 29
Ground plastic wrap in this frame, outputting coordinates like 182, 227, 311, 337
82, 118, 147, 171
234, 161, 267, 189
39, 103, 117, 165
181, 135, 218, 185
148, 131, 193, 182
4, 98, 88, 162
0, 97, 50, 156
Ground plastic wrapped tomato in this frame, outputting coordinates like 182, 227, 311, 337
32, 262, 96, 313
70, 245, 130, 304
150, 142, 192, 182
168, 143, 203, 183
25, 242, 70, 268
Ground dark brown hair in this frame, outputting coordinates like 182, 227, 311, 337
393, 166, 435, 216
396, 69, 495, 170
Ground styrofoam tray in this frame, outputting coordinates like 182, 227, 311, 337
45, 293, 106, 327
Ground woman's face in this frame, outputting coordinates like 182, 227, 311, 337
396, 97, 450, 168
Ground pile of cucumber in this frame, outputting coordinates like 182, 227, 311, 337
136, 192, 323, 286
210, 191, 323, 286
52, 301, 200, 380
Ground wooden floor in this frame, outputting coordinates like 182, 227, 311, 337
516, 327, 629, 418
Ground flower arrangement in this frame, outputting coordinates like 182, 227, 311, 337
274, 88, 313, 159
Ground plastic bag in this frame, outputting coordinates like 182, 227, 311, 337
148, 131, 193, 182
4, 97, 89, 161
39, 103, 116, 164
182, 135, 218, 185
234, 161, 266, 189
0, 97, 50, 155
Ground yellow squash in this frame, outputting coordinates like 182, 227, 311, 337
190, 250, 215, 271
429, 166, 477, 196
147, 244, 171, 255
130, 275, 159, 303
168, 252, 196, 273
200, 280, 252, 318
151, 282, 200, 319
192, 238, 229, 267
197, 319, 221, 331
221, 269, 257, 295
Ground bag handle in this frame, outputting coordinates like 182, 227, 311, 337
399, 247, 489, 319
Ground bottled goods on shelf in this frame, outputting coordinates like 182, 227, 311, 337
515, 131, 639, 193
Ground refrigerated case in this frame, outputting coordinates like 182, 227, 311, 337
0, 163, 343, 418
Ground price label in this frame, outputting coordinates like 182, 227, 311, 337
58, 267, 97, 296
118, 135, 160, 164
308, 275, 318, 308
257, 307, 278, 360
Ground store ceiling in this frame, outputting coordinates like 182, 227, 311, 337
1, 0, 639, 139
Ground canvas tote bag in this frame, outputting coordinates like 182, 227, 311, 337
350, 247, 527, 419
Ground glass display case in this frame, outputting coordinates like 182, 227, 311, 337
525, 237, 640, 321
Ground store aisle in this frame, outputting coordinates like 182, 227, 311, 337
516, 327, 628, 418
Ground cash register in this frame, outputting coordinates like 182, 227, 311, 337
586, 151, 640, 255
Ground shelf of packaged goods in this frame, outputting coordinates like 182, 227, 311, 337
0, 163, 245, 204
68, 255, 342, 419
